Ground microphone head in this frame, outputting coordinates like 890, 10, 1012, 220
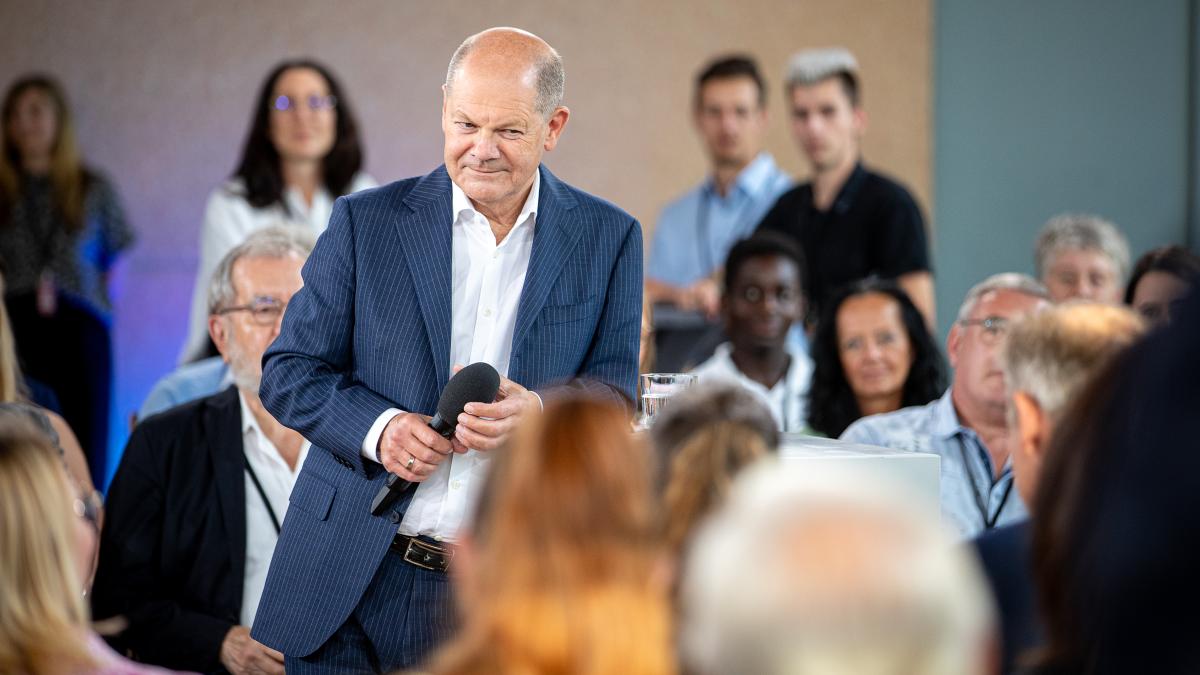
437, 362, 501, 421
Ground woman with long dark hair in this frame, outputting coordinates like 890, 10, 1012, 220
0, 75, 135, 481
181, 59, 375, 362
807, 278, 946, 437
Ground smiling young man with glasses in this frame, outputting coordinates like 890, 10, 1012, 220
841, 273, 1050, 538
92, 227, 314, 675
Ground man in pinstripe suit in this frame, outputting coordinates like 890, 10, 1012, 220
249, 28, 643, 673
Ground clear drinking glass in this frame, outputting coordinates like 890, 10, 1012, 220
635, 372, 697, 431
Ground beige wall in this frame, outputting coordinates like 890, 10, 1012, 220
0, 0, 929, 448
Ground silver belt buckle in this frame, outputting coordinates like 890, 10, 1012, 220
403, 537, 451, 571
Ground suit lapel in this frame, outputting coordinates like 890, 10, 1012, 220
208, 386, 247, 594
395, 166, 454, 388
511, 166, 583, 352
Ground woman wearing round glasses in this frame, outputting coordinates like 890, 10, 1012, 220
180, 60, 375, 363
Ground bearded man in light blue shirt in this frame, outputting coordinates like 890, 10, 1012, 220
646, 55, 792, 317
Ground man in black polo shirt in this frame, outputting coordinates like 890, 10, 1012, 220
756, 47, 934, 328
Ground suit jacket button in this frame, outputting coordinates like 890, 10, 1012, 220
390, 511, 401, 524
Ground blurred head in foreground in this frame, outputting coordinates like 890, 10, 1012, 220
1032, 292, 1200, 673
680, 463, 995, 675
1003, 301, 1144, 505
652, 383, 779, 560
0, 417, 98, 674
428, 394, 674, 675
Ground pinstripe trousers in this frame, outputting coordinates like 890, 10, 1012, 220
284, 544, 456, 674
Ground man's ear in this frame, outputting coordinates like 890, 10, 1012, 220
542, 106, 570, 152
1012, 391, 1047, 462
208, 315, 231, 363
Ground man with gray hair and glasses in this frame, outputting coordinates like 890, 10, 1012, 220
755, 47, 934, 328
1034, 212, 1130, 304
93, 226, 313, 674
842, 273, 1050, 538
974, 302, 1144, 672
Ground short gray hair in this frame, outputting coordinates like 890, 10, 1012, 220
445, 31, 565, 120
956, 273, 1050, 323
1004, 302, 1144, 419
680, 462, 995, 675
207, 226, 316, 314
1034, 213, 1131, 282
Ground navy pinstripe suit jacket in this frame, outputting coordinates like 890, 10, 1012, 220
250, 164, 642, 656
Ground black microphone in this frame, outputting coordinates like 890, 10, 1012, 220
370, 362, 501, 516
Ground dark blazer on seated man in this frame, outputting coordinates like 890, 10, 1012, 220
974, 519, 1042, 672
91, 387, 249, 672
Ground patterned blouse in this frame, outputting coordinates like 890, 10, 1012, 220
0, 171, 135, 314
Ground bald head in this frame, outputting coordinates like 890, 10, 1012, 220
445, 27, 564, 119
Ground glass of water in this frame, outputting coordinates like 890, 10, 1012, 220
635, 373, 697, 431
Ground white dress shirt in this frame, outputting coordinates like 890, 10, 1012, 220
181, 173, 378, 364
690, 342, 814, 432
239, 391, 310, 627
360, 172, 540, 542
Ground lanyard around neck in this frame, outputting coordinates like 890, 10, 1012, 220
243, 456, 282, 534
954, 434, 1013, 531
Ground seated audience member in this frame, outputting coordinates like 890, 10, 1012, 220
756, 47, 934, 328
424, 395, 674, 675
1034, 213, 1130, 303
0, 417, 174, 674
974, 303, 1144, 673
679, 462, 995, 675
646, 55, 792, 317
689, 232, 812, 431
807, 278, 946, 437
1123, 244, 1200, 328
92, 227, 312, 674
842, 273, 1050, 538
180, 59, 376, 363
1030, 291, 1200, 673
651, 383, 780, 559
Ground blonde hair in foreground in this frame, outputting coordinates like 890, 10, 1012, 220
429, 395, 675, 675
0, 417, 95, 674
680, 462, 995, 675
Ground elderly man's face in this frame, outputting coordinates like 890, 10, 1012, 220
210, 254, 305, 395
949, 290, 1049, 415
1043, 248, 1122, 303
442, 58, 567, 214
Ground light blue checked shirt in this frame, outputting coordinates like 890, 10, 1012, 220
648, 152, 792, 286
840, 388, 1027, 539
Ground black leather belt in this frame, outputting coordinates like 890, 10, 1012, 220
389, 533, 453, 573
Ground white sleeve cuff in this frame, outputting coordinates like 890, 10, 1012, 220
361, 408, 403, 462
532, 391, 544, 411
